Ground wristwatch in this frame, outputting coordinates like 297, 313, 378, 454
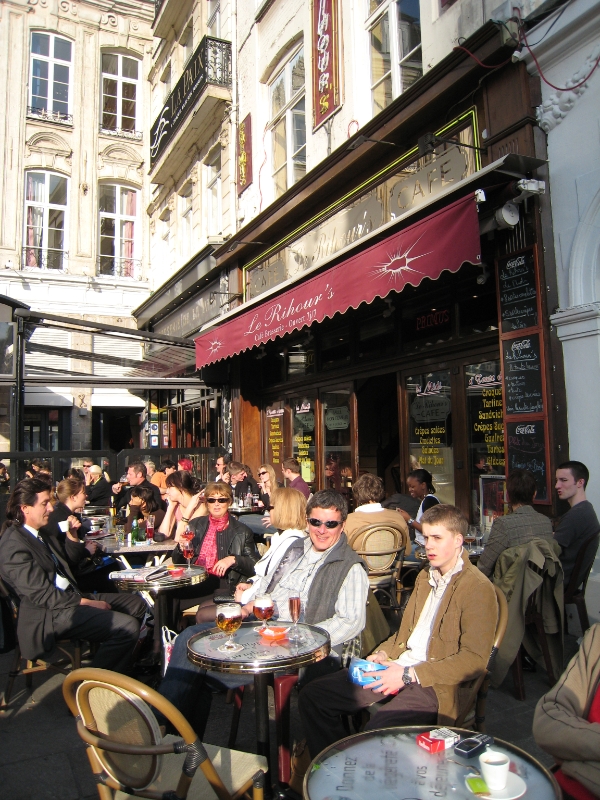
402, 666, 413, 686
407, 518, 415, 526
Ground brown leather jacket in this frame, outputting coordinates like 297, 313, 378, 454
379, 550, 498, 724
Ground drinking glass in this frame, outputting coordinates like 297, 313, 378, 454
182, 530, 195, 573
288, 594, 303, 642
216, 603, 244, 653
146, 515, 155, 543
116, 525, 125, 547
465, 525, 477, 551
254, 594, 274, 631
475, 527, 483, 549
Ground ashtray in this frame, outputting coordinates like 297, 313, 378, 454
258, 626, 290, 640
167, 567, 185, 577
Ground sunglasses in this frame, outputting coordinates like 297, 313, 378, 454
308, 518, 342, 529
207, 497, 228, 504
258, 471, 268, 477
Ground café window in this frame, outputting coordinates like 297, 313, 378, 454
322, 388, 353, 503
357, 302, 397, 360
465, 359, 505, 526
290, 394, 316, 489
29, 32, 72, 122
206, 149, 222, 237
100, 52, 140, 136
23, 171, 68, 270
366, 0, 422, 115
269, 47, 306, 199
406, 369, 454, 504
98, 184, 139, 278
286, 332, 315, 378
320, 324, 351, 370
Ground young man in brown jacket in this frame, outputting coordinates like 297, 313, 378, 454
299, 504, 498, 758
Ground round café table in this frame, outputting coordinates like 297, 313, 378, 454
188, 621, 330, 787
304, 726, 561, 800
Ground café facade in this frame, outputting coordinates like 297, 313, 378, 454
157, 23, 567, 524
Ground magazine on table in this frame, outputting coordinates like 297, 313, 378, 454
108, 565, 170, 582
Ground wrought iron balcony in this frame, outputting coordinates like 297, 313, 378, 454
27, 106, 73, 126
96, 256, 141, 279
99, 125, 143, 142
150, 36, 232, 168
21, 247, 67, 271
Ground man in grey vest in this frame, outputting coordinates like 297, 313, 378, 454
157, 489, 369, 736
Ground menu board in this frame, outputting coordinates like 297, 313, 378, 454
506, 420, 548, 500
503, 333, 544, 415
498, 249, 538, 332
266, 404, 284, 466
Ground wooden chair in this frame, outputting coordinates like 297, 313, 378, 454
563, 533, 599, 634
0, 577, 82, 710
62, 667, 267, 800
347, 523, 408, 613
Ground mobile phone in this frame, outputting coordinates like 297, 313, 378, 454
454, 734, 494, 758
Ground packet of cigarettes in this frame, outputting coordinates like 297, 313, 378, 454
416, 733, 445, 753
429, 728, 460, 749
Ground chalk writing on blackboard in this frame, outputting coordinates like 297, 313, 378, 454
506, 420, 547, 501
498, 250, 538, 332
503, 334, 544, 415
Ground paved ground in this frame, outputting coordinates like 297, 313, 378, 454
0, 626, 581, 800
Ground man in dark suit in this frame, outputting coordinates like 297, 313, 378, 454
0, 478, 146, 673
111, 462, 163, 512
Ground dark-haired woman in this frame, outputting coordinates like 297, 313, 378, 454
398, 468, 439, 546
126, 485, 165, 534
157, 470, 206, 540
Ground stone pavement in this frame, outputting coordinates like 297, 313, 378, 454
0, 632, 581, 800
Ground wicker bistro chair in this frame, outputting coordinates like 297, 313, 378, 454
347, 523, 408, 613
63, 668, 267, 800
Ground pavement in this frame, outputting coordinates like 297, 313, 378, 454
0, 625, 582, 800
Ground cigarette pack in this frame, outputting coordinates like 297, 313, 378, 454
429, 728, 460, 748
416, 733, 446, 753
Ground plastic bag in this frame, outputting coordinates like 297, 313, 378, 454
161, 626, 177, 675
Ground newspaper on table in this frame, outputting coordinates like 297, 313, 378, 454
108, 565, 170, 582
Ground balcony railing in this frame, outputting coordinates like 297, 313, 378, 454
21, 247, 67, 271
150, 36, 232, 168
96, 256, 141, 279
99, 125, 143, 142
27, 106, 73, 126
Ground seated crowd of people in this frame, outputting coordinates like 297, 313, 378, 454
0, 455, 598, 799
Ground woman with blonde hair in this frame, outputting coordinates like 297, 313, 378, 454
257, 463, 279, 509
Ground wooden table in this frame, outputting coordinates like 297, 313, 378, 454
304, 726, 561, 800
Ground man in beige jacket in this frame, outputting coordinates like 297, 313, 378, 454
299, 504, 498, 758
533, 623, 600, 798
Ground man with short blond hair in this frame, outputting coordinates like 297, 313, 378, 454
299, 504, 498, 758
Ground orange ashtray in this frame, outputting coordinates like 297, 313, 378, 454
258, 626, 290, 640
168, 567, 185, 577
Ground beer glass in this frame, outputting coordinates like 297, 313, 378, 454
216, 603, 244, 653
254, 594, 274, 631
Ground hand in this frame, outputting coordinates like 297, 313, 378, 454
85, 541, 99, 555
67, 515, 81, 531
129, 496, 142, 507
398, 509, 411, 522
185, 494, 204, 515
362, 662, 408, 695
80, 597, 111, 610
112, 483, 122, 494
367, 650, 389, 664
234, 582, 252, 602
261, 514, 272, 528
212, 555, 236, 577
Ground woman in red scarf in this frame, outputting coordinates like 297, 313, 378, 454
171, 482, 259, 615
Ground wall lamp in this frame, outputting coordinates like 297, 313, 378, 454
418, 133, 487, 157
227, 240, 266, 253
347, 134, 404, 151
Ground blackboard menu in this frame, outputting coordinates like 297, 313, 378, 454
506, 420, 548, 500
498, 249, 538, 332
503, 333, 544, 415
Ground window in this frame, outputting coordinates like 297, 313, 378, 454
161, 63, 172, 102
181, 26, 194, 66
23, 171, 68, 270
159, 209, 171, 265
98, 184, 139, 278
207, 1, 221, 37
29, 32, 72, 122
101, 53, 141, 137
269, 48, 306, 199
206, 150, 222, 237
367, 0, 421, 115
180, 183, 193, 260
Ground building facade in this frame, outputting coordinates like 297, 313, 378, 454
0, 0, 155, 452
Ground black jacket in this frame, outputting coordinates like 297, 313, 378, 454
114, 479, 163, 512
86, 476, 112, 506
232, 476, 260, 502
40, 502, 94, 575
172, 514, 259, 592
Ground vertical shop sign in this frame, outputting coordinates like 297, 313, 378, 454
266, 404, 284, 466
237, 113, 252, 195
312, 0, 341, 130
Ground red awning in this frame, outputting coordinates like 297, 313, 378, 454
195, 194, 480, 367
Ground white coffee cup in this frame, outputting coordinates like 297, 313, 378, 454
58, 520, 70, 533
479, 749, 510, 790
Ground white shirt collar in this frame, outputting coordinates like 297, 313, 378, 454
23, 524, 39, 538
355, 503, 384, 513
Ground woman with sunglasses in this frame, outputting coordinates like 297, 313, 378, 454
157, 470, 206, 540
240, 463, 282, 537
171, 481, 259, 611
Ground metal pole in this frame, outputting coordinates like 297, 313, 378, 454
15, 317, 25, 452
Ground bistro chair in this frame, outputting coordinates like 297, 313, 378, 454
0, 576, 82, 711
62, 667, 267, 800
563, 532, 599, 634
347, 522, 408, 614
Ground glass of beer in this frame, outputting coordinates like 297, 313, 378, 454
254, 594, 274, 631
465, 525, 477, 552
216, 603, 244, 653
288, 594, 303, 642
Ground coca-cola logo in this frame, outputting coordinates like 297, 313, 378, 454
515, 424, 535, 434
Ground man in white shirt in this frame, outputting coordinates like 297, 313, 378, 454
299, 503, 498, 758
0, 478, 146, 673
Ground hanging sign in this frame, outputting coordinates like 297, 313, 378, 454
237, 113, 253, 195
312, 0, 341, 130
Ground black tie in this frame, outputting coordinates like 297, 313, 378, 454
39, 536, 79, 594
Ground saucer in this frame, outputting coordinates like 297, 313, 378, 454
465, 772, 526, 800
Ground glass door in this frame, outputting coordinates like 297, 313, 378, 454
321, 386, 354, 505
289, 393, 317, 491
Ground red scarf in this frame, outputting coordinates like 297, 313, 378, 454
196, 513, 229, 574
